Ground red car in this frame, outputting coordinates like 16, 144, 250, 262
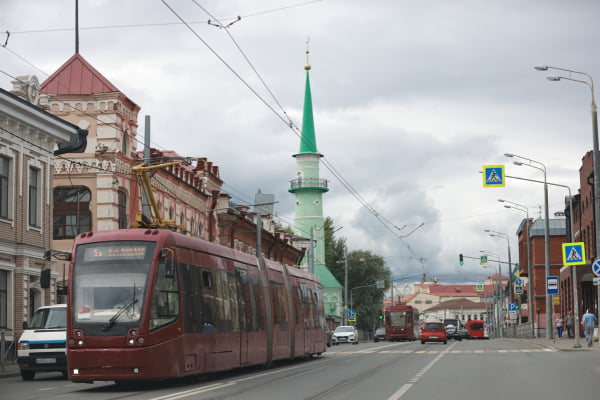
420, 321, 447, 344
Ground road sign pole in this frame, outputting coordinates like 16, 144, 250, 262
573, 265, 581, 348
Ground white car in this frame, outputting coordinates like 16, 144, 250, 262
332, 325, 359, 345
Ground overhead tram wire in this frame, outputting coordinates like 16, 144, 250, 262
3, 3, 421, 259
4, 1, 322, 36
161, 1, 424, 260
1, 10, 313, 240
191, 1, 290, 121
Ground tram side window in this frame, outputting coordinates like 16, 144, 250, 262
314, 289, 324, 329
299, 283, 312, 329
150, 259, 179, 331
293, 286, 303, 329
213, 271, 228, 332
252, 276, 265, 331
180, 263, 204, 333
200, 269, 215, 332
271, 282, 289, 330
222, 272, 240, 332
235, 268, 254, 332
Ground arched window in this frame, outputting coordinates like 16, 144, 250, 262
53, 187, 91, 239
121, 129, 129, 154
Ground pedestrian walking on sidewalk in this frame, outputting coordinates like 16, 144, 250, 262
581, 310, 597, 347
565, 312, 574, 338
555, 317, 564, 339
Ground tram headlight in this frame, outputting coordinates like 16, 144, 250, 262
73, 369, 79, 375
129, 339, 135, 345
137, 337, 145, 344
78, 340, 84, 345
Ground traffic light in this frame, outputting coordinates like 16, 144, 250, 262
459, 254, 464, 265
40, 268, 51, 288
378, 311, 383, 320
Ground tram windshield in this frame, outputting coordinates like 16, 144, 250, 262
387, 310, 410, 328
72, 241, 155, 325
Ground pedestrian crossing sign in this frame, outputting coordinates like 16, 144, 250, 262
562, 242, 586, 266
475, 283, 484, 292
482, 165, 505, 187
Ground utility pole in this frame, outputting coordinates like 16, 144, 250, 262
344, 246, 348, 326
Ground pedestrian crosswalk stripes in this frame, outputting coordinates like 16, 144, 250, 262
334, 348, 555, 355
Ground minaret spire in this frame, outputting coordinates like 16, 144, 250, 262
305, 37, 311, 71
297, 38, 321, 156
289, 43, 328, 273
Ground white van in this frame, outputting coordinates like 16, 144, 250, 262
17, 304, 67, 380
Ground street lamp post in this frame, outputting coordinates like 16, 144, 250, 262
481, 250, 503, 338
534, 182, 581, 347
498, 199, 535, 338
535, 65, 600, 261
536, 65, 597, 345
505, 153, 553, 339
485, 229, 513, 304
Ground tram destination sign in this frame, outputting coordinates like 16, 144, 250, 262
81, 242, 153, 262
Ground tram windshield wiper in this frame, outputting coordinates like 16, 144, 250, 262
102, 297, 138, 332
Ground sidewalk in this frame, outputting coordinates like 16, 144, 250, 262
0, 361, 19, 379
516, 336, 600, 352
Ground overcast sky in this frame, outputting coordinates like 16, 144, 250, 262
2, 0, 599, 284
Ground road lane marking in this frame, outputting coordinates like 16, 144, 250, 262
387, 342, 458, 400
148, 383, 236, 400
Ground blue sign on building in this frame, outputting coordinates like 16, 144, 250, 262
547, 276, 559, 295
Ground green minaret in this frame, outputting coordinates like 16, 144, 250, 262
289, 52, 329, 272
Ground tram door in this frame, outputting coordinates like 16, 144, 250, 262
236, 268, 252, 365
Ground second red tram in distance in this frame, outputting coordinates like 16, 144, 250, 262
66, 229, 326, 383
384, 305, 420, 341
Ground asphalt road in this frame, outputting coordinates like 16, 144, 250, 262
1, 339, 598, 400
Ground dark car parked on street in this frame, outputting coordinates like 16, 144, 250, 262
374, 327, 386, 342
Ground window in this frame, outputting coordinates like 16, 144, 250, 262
28, 167, 41, 227
150, 258, 179, 331
118, 189, 127, 229
0, 269, 7, 328
121, 129, 128, 154
53, 187, 91, 239
0, 156, 10, 219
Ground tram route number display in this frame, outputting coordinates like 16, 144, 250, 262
82, 244, 150, 262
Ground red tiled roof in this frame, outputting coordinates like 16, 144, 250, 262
41, 53, 119, 95
415, 283, 481, 297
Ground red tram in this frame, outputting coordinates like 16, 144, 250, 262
384, 305, 420, 341
66, 229, 326, 383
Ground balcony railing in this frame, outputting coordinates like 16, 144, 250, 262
289, 178, 329, 190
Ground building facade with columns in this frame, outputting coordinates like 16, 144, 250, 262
0, 83, 86, 346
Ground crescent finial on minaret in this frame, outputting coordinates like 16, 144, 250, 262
305, 37, 311, 71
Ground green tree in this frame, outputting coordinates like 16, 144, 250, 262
346, 250, 390, 331
324, 217, 346, 279
323, 218, 391, 331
